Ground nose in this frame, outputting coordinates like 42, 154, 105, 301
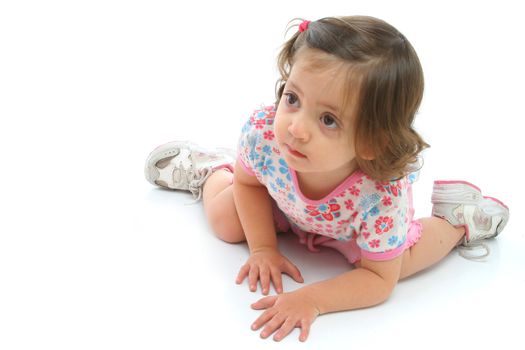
287, 112, 310, 141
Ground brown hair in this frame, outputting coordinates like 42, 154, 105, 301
276, 16, 429, 181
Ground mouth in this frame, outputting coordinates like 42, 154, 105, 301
285, 144, 307, 158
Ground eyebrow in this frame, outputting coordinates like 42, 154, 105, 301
287, 80, 342, 116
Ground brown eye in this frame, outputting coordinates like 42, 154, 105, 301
321, 114, 338, 129
285, 93, 299, 107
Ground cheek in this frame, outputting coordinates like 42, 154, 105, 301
273, 115, 287, 142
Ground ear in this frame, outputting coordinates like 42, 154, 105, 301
356, 139, 377, 161
360, 128, 390, 161
360, 149, 375, 161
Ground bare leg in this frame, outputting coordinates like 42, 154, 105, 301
399, 217, 465, 280
202, 169, 246, 243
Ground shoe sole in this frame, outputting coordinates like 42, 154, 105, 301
144, 141, 194, 186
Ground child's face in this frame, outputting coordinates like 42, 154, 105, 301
274, 49, 358, 178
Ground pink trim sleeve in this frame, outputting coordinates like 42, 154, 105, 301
360, 243, 406, 261
236, 155, 255, 176
360, 219, 423, 262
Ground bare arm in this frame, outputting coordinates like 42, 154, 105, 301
303, 255, 403, 314
232, 160, 278, 253
233, 161, 303, 294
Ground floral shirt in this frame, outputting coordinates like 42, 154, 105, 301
237, 105, 416, 261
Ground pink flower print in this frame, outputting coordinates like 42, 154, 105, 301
375, 216, 394, 234
305, 200, 341, 221
263, 130, 275, 140
345, 199, 354, 211
369, 239, 380, 248
381, 182, 402, 197
351, 211, 358, 222
338, 190, 346, 198
382, 196, 392, 206
375, 182, 386, 192
273, 147, 281, 155
252, 109, 275, 129
306, 217, 314, 223
264, 105, 274, 112
254, 119, 265, 129
349, 186, 360, 196
362, 231, 371, 240
361, 222, 368, 231
337, 219, 350, 226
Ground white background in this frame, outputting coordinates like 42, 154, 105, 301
1, 0, 524, 349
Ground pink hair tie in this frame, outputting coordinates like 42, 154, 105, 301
298, 20, 311, 33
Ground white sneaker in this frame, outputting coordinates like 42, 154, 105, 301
431, 180, 509, 260
144, 141, 235, 200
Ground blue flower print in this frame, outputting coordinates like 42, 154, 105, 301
257, 158, 276, 177
368, 206, 380, 217
278, 158, 291, 181
276, 177, 285, 188
262, 145, 272, 156
287, 193, 296, 203
388, 235, 398, 246
269, 182, 278, 193
241, 120, 251, 134
408, 171, 419, 184
248, 148, 260, 163
247, 133, 261, 162
359, 193, 381, 211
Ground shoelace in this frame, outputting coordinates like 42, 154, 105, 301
187, 167, 213, 201
171, 156, 213, 201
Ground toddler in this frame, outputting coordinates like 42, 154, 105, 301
144, 16, 509, 342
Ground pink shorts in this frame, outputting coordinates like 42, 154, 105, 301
271, 199, 422, 264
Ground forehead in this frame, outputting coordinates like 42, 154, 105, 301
290, 48, 360, 116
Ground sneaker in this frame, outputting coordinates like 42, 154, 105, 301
431, 180, 509, 260
144, 141, 235, 200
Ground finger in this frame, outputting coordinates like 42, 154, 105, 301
235, 264, 250, 284
251, 307, 278, 331
299, 319, 311, 342
273, 317, 296, 342
248, 265, 260, 292
251, 295, 277, 310
283, 261, 304, 283
270, 268, 283, 294
259, 266, 270, 295
260, 314, 285, 339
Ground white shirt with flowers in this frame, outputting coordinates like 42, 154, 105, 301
237, 105, 417, 261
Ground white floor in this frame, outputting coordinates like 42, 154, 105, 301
1, 1, 524, 349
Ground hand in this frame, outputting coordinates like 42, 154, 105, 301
236, 247, 303, 295
250, 289, 321, 342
